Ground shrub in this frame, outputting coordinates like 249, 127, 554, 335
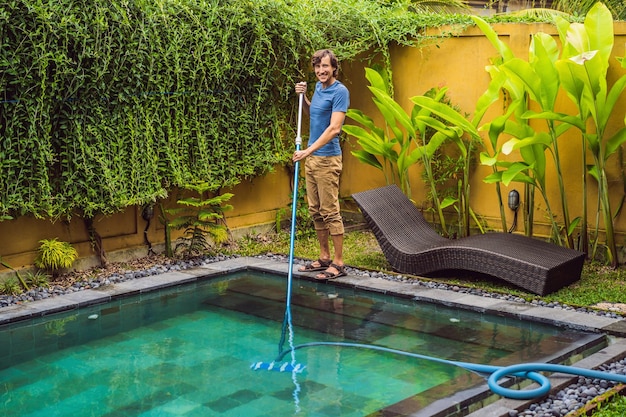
34, 239, 78, 276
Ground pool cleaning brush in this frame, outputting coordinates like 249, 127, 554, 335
250, 361, 306, 373
251, 89, 306, 374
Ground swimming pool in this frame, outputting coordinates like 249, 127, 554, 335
0, 269, 605, 416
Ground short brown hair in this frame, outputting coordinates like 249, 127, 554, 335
311, 49, 339, 78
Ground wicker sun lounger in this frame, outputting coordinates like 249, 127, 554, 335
351, 185, 586, 295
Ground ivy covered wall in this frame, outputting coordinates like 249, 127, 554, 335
0, 0, 305, 219
0, 0, 445, 221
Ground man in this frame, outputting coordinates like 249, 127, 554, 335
293, 49, 349, 280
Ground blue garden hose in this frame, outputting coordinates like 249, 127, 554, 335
272, 341, 626, 400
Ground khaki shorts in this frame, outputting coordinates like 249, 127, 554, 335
304, 155, 344, 235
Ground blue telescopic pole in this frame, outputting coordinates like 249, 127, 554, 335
278, 91, 304, 358
251, 91, 306, 374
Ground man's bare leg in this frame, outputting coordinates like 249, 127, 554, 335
316, 229, 332, 262
298, 229, 331, 271
330, 233, 343, 267
316, 233, 345, 279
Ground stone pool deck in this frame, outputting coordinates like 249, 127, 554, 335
2, 256, 626, 417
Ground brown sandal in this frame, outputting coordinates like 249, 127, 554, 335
298, 258, 332, 272
315, 264, 347, 280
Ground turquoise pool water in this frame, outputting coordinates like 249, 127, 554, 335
0, 271, 601, 416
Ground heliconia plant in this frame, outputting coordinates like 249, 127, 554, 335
549, 2, 626, 266
344, 67, 479, 237
475, 2, 626, 265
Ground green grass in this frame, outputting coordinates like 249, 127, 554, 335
591, 394, 626, 416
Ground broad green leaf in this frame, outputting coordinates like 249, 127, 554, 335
402, 147, 427, 167
501, 58, 542, 105
555, 16, 574, 57
598, 75, 626, 129
346, 109, 378, 131
529, 33, 560, 109
370, 88, 415, 138
482, 100, 521, 149
471, 15, 514, 61
584, 2, 614, 64
556, 59, 588, 119
343, 125, 396, 158
413, 86, 448, 131
440, 196, 458, 209
474, 69, 504, 126
351, 150, 383, 170
587, 164, 600, 181
423, 131, 453, 159
483, 171, 503, 184
411, 96, 478, 139
370, 93, 404, 140
502, 162, 533, 186
605, 128, 626, 161
364, 67, 388, 93
502, 118, 534, 139
480, 152, 499, 167
502, 132, 552, 155
522, 110, 586, 131
565, 22, 590, 54
520, 142, 547, 184
567, 217, 581, 237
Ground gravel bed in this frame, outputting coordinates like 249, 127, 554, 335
0, 254, 237, 308
1, 252, 624, 416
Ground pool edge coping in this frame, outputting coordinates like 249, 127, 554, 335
1, 255, 625, 335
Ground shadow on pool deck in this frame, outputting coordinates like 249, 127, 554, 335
1, 256, 626, 417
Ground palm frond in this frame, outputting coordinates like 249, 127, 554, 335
409, 0, 472, 14
553, 0, 625, 20
502, 7, 573, 19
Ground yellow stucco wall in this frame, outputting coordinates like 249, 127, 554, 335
2, 21, 626, 274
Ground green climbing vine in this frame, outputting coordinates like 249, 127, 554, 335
0, 0, 564, 222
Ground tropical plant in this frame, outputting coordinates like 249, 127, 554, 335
34, 238, 78, 276
420, 87, 473, 208
473, 3, 626, 265
550, 2, 626, 266
410, 61, 512, 233
345, 67, 483, 237
468, 15, 577, 248
344, 67, 415, 196
26, 270, 51, 288
165, 182, 233, 257
1, 277, 21, 295
411, 94, 487, 237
